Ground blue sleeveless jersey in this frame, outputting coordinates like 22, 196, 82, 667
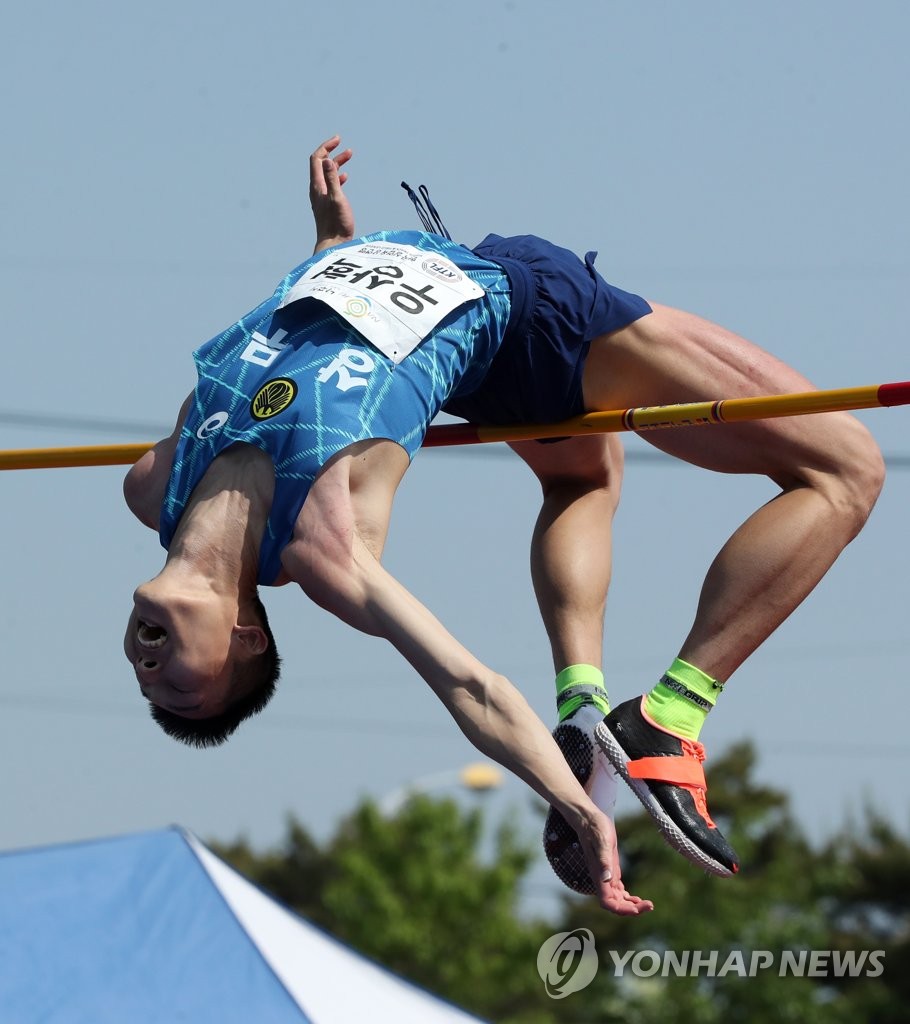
159, 231, 512, 585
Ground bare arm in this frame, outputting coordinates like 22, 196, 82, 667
285, 449, 652, 915
123, 392, 194, 530
309, 135, 355, 254
124, 136, 352, 528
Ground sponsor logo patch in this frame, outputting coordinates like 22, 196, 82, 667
250, 378, 297, 420
196, 411, 229, 439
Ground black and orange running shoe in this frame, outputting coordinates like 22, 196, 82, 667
595, 697, 739, 877
543, 703, 618, 895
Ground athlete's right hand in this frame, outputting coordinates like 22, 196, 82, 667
310, 135, 355, 253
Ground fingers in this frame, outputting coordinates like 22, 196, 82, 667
598, 852, 655, 915
310, 136, 352, 197
332, 144, 353, 172
322, 158, 348, 193
311, 134, 343, 160
599, 880, 655, 916
581, 811, 654, 916
321, 147, 352, 177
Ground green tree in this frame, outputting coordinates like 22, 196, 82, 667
554, 742, 898, 1024
214, 797, 557, 1023
819, 810, 910, 1023
215, 816, 330, 924
212, 743, 910, 1024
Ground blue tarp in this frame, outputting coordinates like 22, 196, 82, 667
0, 828, 307, 1022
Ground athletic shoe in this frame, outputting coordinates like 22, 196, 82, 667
543, 703, 619, 895
595, 697, 739, 877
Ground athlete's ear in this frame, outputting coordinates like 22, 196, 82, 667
232, 624, 269, 657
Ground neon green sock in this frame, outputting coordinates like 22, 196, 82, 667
556, 664, 610, 722
643, 658, 723, 741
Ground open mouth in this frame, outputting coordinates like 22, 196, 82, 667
137, 619, 168, 649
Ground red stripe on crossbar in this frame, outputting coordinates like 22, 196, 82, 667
424, 423, 483, 447
877, 381, 910, 408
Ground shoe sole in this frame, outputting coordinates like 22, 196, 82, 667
543, 721, 599, 895
594, 721, 734, 878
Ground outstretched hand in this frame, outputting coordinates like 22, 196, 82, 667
310, 135, 355, 253
578, 807, 654, 917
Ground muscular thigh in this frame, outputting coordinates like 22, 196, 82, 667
581, 302, 872, 486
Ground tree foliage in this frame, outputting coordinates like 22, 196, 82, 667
212, 744, 909, 1023
215, 798, 553, 1023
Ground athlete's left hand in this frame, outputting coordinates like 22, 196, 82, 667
571, 806, 654, 915
310, 135, 355, 253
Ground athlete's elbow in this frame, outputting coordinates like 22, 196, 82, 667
448, 669, 511, 721
123, 461, 157, 530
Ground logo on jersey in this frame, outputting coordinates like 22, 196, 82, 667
250, 378, 298, 420
196, 411, 229, 439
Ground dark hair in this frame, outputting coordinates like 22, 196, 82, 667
149, 594, 281, 748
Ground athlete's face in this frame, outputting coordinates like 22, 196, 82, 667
124, 584, 237, 717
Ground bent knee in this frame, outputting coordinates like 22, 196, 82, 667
841, 425, 886, 531
796, 418, 885, 536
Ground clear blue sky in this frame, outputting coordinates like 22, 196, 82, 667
2, 1, 907, 917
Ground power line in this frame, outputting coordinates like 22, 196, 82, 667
0, 410, 167, 437
0, 693, 907, 759
0, 693, 454, 738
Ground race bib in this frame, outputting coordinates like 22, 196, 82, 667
278, 242, 485, 363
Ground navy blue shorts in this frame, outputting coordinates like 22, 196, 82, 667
443, 234, 652, 426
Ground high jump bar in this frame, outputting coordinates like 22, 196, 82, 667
2, 380, 909, 471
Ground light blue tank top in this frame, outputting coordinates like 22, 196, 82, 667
159, 231, 511, 584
